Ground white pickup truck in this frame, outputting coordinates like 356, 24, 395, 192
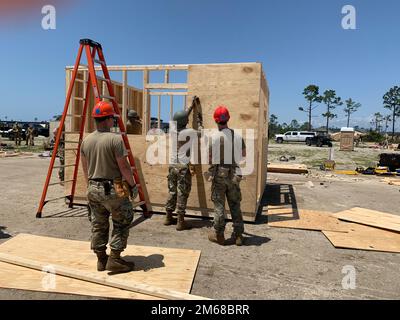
275, 131, 316, 143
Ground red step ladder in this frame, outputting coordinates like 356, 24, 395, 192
36, 39, 150, 218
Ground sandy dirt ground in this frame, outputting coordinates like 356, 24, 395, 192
0, 145, 399, 300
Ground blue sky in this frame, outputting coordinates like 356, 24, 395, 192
1, 0, 399, 129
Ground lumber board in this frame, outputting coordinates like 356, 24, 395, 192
0, 234, 201, 300
323, 223, 400, 253
0, 253, 207, 300
332, 207, 400, 232
267, 208, 350, 232
267, 163, 308, 174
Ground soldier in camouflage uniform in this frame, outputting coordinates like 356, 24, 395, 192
12, 122, 21, 146
126, 109, 142, 135
81, 101, 138, 273
165, 97, 203, 231
53, 126, 65, 181
25, 126, 34, 146
208, 106, 246, 246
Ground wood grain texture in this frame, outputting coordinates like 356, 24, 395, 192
267, 163, 308, 174
0, 234, 201, 300
0, 253, 207, 300
332, 207, 400, 232
323, 223, 400, 253
268, 208, 350, 232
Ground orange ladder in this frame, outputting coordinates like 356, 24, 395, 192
36, 39, 150, 218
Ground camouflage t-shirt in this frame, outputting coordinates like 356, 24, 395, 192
81, 131, 127, 180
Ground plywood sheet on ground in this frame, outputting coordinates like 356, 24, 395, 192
267, 208, 350, 232
323, 223, 400, 253
332, 207, 400, 232
0, 234, 201, 300
267, 163, 308, 174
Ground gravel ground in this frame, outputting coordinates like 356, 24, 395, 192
0, 154, 399, 300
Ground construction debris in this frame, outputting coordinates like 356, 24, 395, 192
267, 163, 308, 174
268, 206, 400, 254
332, 207, 400, 232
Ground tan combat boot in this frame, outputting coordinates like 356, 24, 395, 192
164, 210, 174, 226
105, 250, 134, 273
176, 214, 186, 231
95, 251, 108, 272
233, 233, 244, 246
208, 229, 225, 245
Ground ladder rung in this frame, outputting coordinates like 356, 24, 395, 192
45, 196, 70, 203
74, 78, 87, 83
49, 179, 74, 186
72, 97, 86, 101
94, 59, 105, 65
100, 95, 115, 100
132, 201, 146, 207
66, 114, 83, 117
64, 148, 78, 151
53, 164, 76, 169
96, 76, 110, 82
64, 132, 79, 134
64, 141, 80, 143
79, 64, 88, 68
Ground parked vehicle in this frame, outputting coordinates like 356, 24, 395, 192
305, 132, 333, 147
275, 131, 316, 143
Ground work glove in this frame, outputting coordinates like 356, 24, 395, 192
129, 184, 139, 200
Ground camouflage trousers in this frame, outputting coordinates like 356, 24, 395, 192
87, 180, 134, 253
14, 134, 21, 146
211, 174, 244, 235
57, 145, 65, 181
165, 165, 192, 215
26, 135, 34, 146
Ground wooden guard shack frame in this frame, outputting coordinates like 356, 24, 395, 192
64, 63, 269, 221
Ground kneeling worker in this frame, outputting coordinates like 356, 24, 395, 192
81, 101, 138, 273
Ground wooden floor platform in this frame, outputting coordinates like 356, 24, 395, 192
0, 234, 201, 300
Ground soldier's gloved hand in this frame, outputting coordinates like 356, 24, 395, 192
130, 184, 139, 200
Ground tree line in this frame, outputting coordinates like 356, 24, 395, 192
269, 85, 400, 140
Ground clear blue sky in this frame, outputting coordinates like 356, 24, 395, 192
1, 0, 399, 129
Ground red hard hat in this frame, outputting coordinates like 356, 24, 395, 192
92, 101, 115, 118
213, 106, 230, 123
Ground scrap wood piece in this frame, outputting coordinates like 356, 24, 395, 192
267, 163, 308, 174
332, 207, 400, 232
0, 234, 201, 300
381, 178, 400, 186
322, 223, 400, 253
267, 208, 350, 232
0, 253, 208, 300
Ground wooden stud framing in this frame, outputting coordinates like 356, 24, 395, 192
122, 70, 128, 125
142, 70, 149, 134
64, 62, 269, 222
